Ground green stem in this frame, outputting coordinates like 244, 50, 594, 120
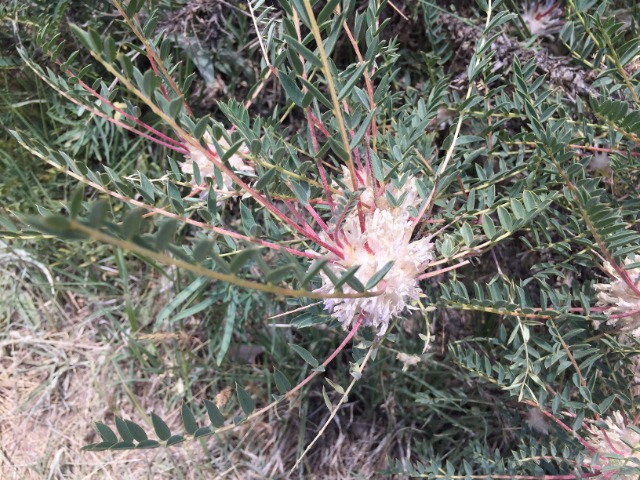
67, 219, 378, 300
301, 0, 357, 191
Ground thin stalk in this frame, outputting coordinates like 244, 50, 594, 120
417, 260, 470, 280
198, 313, 365, 437
19, 54, 185, 153
291, 8, 336, 213
111, 0, 193, 115
70, 72, 185, 149
17, 139, 324, 260
341, 17, 377, 151
88, 50, 346, 257
521, 399, 597, 454
301, 0, 357, 192
291, 329, 377, 472
304, 203, 330, 234
68, 219, 377, 300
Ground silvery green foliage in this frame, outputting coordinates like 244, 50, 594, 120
6, 0, 640, 476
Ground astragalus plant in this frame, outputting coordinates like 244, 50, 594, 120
7, 0, 640, 476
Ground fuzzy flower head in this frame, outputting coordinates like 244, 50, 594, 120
593, 255, 640, 339
521, 0, 564, 37
180, 132, 255, 199
315, 170, 433, 336
585, 411, 640, 478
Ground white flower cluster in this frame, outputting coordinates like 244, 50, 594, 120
521, 0, 564, 37
585, 411, 640, 478
315, 168, 433, 336
594, 255, 640, 394
181, 132, 255, 199
593, 255, 640, 339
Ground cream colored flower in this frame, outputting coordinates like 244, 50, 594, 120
526, 408, 549, 435
585, 411, 640, 478
181, 132, 254, 198
593, 255, 640, 339
521, 1, 563, 37
588, 150, 612, 174
315, 170, 433, 335
396, 352, 422, 372
337, 166, 375, 211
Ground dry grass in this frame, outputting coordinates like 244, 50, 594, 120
0, 254, 399, 479
0, 271, 182, 479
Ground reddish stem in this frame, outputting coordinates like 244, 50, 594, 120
609, 308, 640, 320
339, 101, 367, 234
131, 11, 194, 117
69, 71, 185, 148
282, 199, 343, 257
417, 261, 469, 280
601, 426, 625, 456
531, 307, 608, 313
411, 178, 437, 230
619, 269, 640, 297
57, 71, 186, 153
52, 155, 323, 259
307, 107, 335, 212
283, 199, 316, 236
457, 175, 468, 201
570, 144, 640, 156
186, 136, 345, 258
308, 112, 330, 137
537, 0, 561, 20
472, 475, 597, 480
286, 313, 365, 397
305, 203, 330, 234
522, 401, 596, 454
146, 52, 171, 104
329, 195, 360, 246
